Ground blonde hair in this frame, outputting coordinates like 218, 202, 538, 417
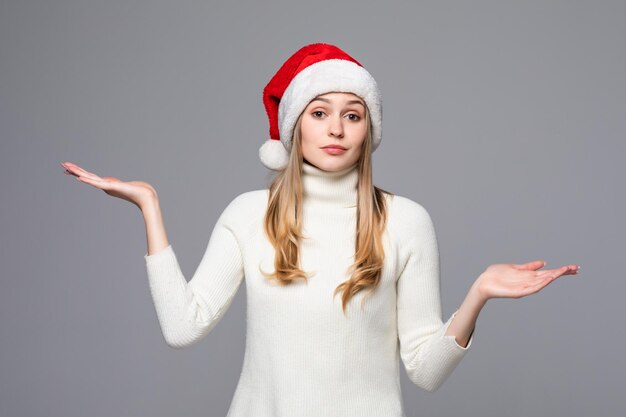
259, 101, 394, 316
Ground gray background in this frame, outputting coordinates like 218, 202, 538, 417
1, 0, 624, 416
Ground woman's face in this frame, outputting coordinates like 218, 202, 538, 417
299, 92, 367, 172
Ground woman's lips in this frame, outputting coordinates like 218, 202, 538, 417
322, 146, 347, 155
322, 145, 346, 155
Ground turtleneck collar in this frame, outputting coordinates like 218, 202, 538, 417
301, 161, 359, 208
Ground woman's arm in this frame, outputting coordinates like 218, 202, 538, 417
141, 196, 170, 256
396, 203, 475, 393
62, 161, 246, 349
443, 283, 485, 348
142, 197, 245, 349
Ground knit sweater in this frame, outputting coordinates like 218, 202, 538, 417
144, 161, 474, 417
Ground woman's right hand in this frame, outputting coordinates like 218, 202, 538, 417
61, 161, 157, 210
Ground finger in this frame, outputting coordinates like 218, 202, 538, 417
546, 266, 577, 280
548, 266, 568, 277
76, 175, 109, 190
525, 266, 579, 295
64, 166, 81, 177
537, 265, 570, 275
514, 260, 546, 271
76, 175, 95, 184
63, 161, 83, 171
531, 268, 567, 289
62, 163, 80, 174
62, 162, 81, 170
62, 163, 78, 176
535, 270, 554, 279
69, 165, 102, 180
524, 275, 555, 295
561, 265, 580, 276
71, 165, 92, 175
558, 265, 578, 275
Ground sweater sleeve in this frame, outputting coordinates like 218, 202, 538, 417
396, 205, 474, 392
143, 205, 245, 349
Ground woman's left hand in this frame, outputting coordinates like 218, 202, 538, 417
475, 261, 580, 301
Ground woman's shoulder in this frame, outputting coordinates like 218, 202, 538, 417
218, 188, 269, 224
385, 193, 432, 221
227, 188, 269, 207
384, 193, 436, 240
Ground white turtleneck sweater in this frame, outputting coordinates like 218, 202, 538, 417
144, 161, 474, 417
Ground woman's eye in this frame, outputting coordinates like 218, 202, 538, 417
311, 111, 360, 120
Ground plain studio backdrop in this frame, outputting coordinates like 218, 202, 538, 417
1, 1, 624, 416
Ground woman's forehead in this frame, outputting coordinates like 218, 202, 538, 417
310, 92, 365, 105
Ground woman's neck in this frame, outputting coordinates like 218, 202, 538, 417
301, 161, 359, 208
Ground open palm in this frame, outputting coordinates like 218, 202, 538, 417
61, 161, 156, 209
476, 260, 580, 300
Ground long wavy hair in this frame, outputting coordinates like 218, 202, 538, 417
259, 99, 394, 316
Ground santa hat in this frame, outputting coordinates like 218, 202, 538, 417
260, 43, 383, 170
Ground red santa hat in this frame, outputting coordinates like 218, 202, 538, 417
260, 43, 383, 170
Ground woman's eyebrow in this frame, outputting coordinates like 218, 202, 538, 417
311, 97, 365, 108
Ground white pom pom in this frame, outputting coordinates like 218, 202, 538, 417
259, 139, 289, 171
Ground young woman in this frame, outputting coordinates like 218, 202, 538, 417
61, 43, 580, 417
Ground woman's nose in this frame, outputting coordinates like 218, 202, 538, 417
329, 117, 344, 137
